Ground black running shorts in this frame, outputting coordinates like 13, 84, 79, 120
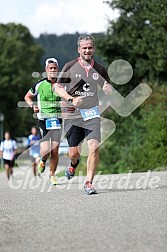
38, 119, 62, 143
64, 118, 101, 147
3, 159, 15, 167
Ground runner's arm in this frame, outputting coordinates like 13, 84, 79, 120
53, 83, 72, 101
24, 91, 39, 112
54, 84, 83, 107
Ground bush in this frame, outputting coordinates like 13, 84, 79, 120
97, 83, 167, 174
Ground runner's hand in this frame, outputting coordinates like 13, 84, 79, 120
73, 96, 83, 106
103, 83, 112, 94
32, 105, 39, 113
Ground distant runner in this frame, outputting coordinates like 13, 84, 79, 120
27, 126, 40, 177
0, 131, 18, 180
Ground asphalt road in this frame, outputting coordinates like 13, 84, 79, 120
0, 164, 167, 252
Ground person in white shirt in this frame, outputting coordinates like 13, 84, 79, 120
0, 131, 18, 180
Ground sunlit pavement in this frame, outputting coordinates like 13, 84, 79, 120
0, 167, 167, 252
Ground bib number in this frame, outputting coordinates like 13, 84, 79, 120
45, 118, 61, 130
80, 106, 100, 121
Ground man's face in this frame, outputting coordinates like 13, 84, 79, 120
5, 132, 10, 140
45, 63, 59, 79
31, 127, 37, 135
78, 40, 95, 62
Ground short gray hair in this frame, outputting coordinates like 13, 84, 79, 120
77, 34, 95, 47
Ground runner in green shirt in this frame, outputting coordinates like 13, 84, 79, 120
25, 58, 62, 185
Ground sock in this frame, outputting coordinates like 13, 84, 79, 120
71, 159, 79, 168
86, 181, 92, 184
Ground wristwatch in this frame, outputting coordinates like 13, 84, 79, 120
67, 98, 73, 104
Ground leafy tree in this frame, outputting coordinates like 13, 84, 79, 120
97, 0, 167, 87
98, 84, 167, 173
91, 0, 167, 173
131, 84, 167, 170
0, 23, 44, 138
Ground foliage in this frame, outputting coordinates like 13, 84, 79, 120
0, 23, 44, 138
97, 0, 167, 88
90, 0, 167, 173
98, 83, 167, 173
35, 33, 80, 69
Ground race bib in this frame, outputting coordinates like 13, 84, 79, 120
45, 118, 61, 130
80, 106, 100, 121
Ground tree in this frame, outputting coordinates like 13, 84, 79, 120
94, 0, 167, 173
97, 0, 167, 87
0, 23, 44, 137
98, 83, 167, 173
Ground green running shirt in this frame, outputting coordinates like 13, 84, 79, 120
29, 78, 61, 119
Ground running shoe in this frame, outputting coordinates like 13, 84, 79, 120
37, 172, 41, 178
65, 159, 80, 179
9, 174, 14, 180
65, 165, 76, 180
38, 160, 46, 174
50, 175, 58, 185
84, 181, 97, 195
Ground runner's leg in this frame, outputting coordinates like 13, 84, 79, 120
86, 139, 99, 182
32, 162, 36, 176
69, 146, 81, 166
50, 141, 59, 176
40, 141, 50, 161
4, 163, 10, 180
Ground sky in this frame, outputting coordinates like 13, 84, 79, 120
0, 0, 119, 38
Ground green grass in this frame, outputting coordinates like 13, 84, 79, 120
56, 170, 65, 177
